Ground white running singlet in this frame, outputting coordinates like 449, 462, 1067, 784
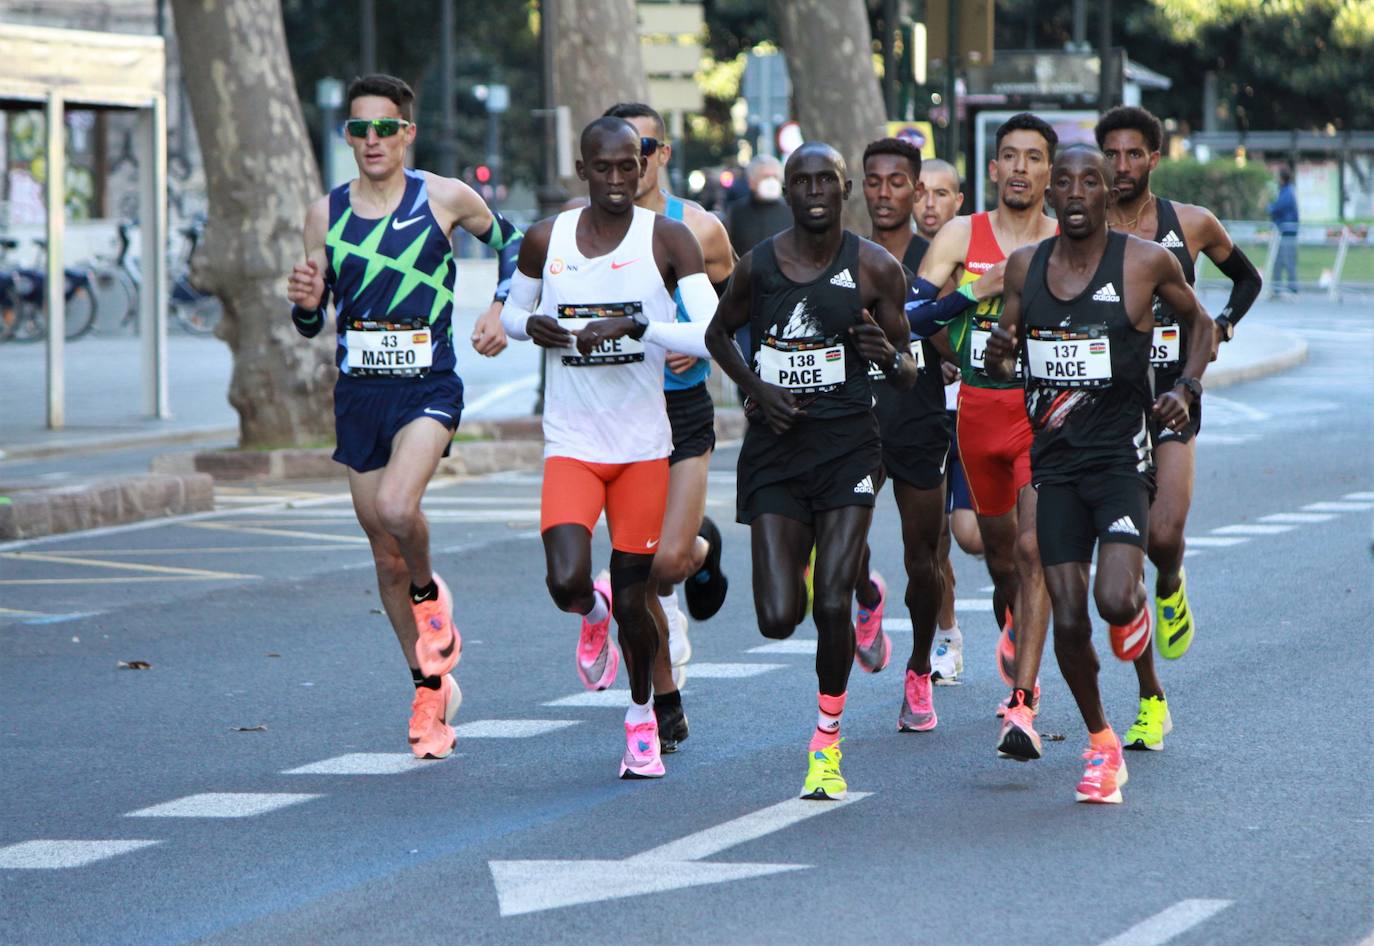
538, 206, 678, 463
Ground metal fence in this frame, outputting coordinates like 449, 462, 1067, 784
1200, 221, 1374, 299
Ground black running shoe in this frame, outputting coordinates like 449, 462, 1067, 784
684, 516, 728, 620
656, 701, 689, 753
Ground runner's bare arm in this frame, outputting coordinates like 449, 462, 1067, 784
985, 244, 1033, 381
686, 205, 738, 287
287, 195, 330, 337
1186, 203, 1262, 336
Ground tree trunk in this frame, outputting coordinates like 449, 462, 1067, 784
170, 0, 334, 447
552, 0, 648, 193
769, 0, 889, 232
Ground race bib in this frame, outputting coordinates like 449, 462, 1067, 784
345, 317, 432, 377
868, 340, 926, 380
1151, 320, 1181, 367
969, 314, 1021, 379
757, 334, 846, 394
1026, 326, 1113, 388
557, 302, 645, 367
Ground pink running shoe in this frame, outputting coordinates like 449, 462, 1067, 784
996, 608, 1016, 687
408, 673, 462, 760
996, 692, 1042, 761
996, 680, 1041, 718
576, 579, 620, 691
413, 574, 461, 679
1076, 741, 1128, 804
897, 669, 937, 732
854, 571, 892, 673
619, 720, 665, 779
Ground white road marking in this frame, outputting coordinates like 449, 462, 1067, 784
1196, 433, 1259, 445
0, 839, 160, 869
1344, 492, 1374, 501
1095, 898, 1232, 946
182, 521, 370, 544
1212, 523, 1295, 536
1303, 501, 1374, 512
489, 793, 871, 916
1184, 536, 1250, 547
0, 550, 257, 580
283, 753, 432, 775
748, 638, 819, 655
124, 792, 321, 818
1204, 394, 1270, 421
1260, 512, 1336, 524
683, 662, 784, 678
454, 719, 580, 738
543, 688, 632, 708
463, 372, 540, 415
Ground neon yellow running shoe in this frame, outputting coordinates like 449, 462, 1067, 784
801, 742, 846, 801
1155, 568, 1195, 659
1123, 695, 1173, 751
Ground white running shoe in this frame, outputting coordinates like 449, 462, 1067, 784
930, 630, 964, 685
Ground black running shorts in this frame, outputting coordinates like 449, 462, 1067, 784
1035, 474, 1151, 567
666, 381, 717, 465
737, 417, 881, 525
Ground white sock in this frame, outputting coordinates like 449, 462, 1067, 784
583, 589, 609, 625
658, 593, 681, 633
938, 622, 962, 642
625, 700, 654, 725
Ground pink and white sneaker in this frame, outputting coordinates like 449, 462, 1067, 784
854, 571, 892, 673
619, 720, 665, 779
413, 574, 460, 678
898, 669, 937, 732
576, 578, 620, 691
1075, 741, 1128, 804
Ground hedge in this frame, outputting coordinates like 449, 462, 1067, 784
1148, 159, 1274, 219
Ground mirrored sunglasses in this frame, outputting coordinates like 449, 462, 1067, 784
344, 118, 412, 138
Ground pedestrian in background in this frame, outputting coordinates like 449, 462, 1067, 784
725, 155, 792, 258
1268, 166, 1299, 296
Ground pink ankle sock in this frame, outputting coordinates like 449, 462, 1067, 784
808, 692, 847, 750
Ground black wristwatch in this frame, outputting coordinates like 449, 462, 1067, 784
1175, 376, 1203, 401
1215, 314, 1235, 342
887, 347, 903, 374
626, 310, 649, 340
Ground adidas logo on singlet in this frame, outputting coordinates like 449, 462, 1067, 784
1092, 282, 1121, 302
1108, 516, 1140, 536
854, 475, 874, 495
1160, 230, 1184, 249
830, 268, 856, 288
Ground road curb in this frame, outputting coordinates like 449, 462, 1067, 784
1204, 332, 1308, 390
0, 473, 215, 540
0, 425, 238, 463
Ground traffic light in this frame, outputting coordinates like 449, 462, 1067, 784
475, 165, 492, 184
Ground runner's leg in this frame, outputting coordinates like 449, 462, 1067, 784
893, 480, 946, 676
1012, 483, 1051, 693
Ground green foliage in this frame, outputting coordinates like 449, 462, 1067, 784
1149, 159, 1273, 219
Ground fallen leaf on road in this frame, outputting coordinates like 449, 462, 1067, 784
369, 608, 385, 615
117, 660, 153, 670
1043, 732, 1066, 742
265, 652, 281, 658
230, 725, 267, 732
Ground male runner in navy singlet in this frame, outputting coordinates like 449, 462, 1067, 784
286, 75, 523, 760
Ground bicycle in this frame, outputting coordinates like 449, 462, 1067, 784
0, 237, 98, 342
91, 218, 223, 337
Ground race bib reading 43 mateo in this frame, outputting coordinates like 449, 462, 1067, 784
756, 333, 846, 394
1026, 325, 1113, 389
558, 302, 646, 367
345, 317, 433, 377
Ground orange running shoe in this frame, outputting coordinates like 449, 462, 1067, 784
408, 673, 462, 760
1075, 741, 1128, 804
413, 574, 461, 678
1109, 603, 1152, 662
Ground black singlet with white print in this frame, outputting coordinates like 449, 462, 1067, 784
1020, 230, 1154, 485
747, 231, 872, 421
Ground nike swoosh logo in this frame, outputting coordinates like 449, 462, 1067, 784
645, 538, 659, 549
423, 408, 452, 420
610, 258, 640, 270
391, 216, 425, 231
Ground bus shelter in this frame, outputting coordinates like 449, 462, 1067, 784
0, 24, 167, 430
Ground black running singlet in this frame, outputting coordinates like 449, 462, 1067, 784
1148, 198, 1194, 387
747, 231, 872, 421
1020, 231, 1153, 484
869, 235, 944, 417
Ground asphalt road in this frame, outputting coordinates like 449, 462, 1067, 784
2, 307, 1371, 946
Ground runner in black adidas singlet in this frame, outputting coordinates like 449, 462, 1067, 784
705, 142, 916, 801
286, 75, 523, 762
1096, 106, 1262, 750
846, 137, 955, 735
986, 144, 1214, 803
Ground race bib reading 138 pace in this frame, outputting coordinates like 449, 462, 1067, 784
756, 334, 847, 394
